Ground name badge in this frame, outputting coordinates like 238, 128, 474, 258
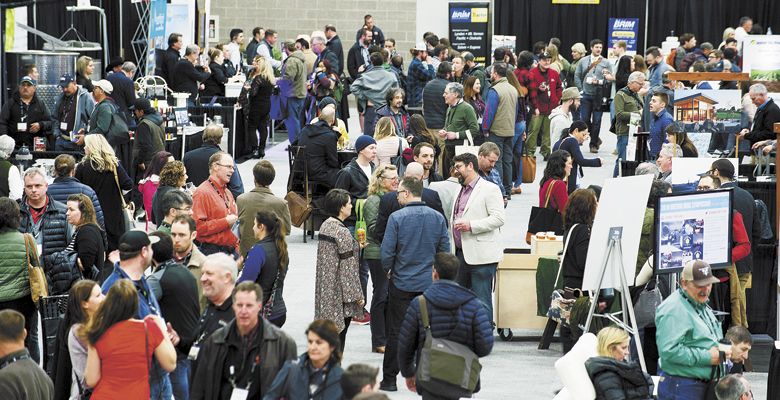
229, 388, 249, 400
60, 122, 69, 131
188, 345, 200, 360
17, 122, 26, 132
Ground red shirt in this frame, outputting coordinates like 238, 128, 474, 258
192, 177, 239, 250
732, 211, 751, 263
539, 178, 568, 215
92, 316, 164, 400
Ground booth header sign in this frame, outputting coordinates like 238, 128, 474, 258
607, 18, 639, 56
552, 0, 600, 4
448, 2, 490, 63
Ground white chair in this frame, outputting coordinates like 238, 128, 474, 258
552, 332, 597, 400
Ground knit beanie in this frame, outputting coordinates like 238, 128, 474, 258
354, 135, 376, 154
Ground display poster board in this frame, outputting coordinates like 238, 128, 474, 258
165, 1, 195, 58
654, 190, 733, 274
670, 158, 738, 186
147, 0, 167, 75
672, 89, 742, 153
607, 18, 639, 58
742, 35, 780, 82
448, 2, 490, 64
583, 174, 653, 290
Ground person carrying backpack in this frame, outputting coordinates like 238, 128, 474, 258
397, 252, 494, 400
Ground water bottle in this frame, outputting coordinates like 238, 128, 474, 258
767, 27, 773, 35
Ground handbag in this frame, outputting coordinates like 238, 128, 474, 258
285, 191, 312, 228
262, 269, 282, 319
455, 130, 479, 156
23, 233, 49, 304
545, 224, 579, 325
111, 166, 135, 232
521, 154, 536, 183
634, 278, 662, 329
525, 180, 563, 244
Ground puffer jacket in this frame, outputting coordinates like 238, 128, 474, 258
397, 280, 494, 380
18, 195, 69, 289
334, 159, 374, 226
0, 228, 31, 302
263, 354, 343, 400
585, 357, 654, 400
48, 176, 105, 228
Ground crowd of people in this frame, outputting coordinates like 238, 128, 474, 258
0, 10, 778, 400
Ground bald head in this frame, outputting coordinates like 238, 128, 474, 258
320, 106, 336, 125
404, 162, 424, 180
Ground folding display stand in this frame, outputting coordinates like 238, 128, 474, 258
583, 226, 648, 373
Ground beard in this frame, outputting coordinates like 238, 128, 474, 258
568, 103, 579, 115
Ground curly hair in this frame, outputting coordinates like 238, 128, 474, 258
564, 188, 597, 229
159, 160, 186, 187
83, 135, 118, 173
367, 164, 397, 196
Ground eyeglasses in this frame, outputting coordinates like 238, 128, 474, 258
216, 163, 235, 170
381, 175, 399, 181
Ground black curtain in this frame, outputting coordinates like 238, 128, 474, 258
26, 0, 141, 69
495, 0, 780, 56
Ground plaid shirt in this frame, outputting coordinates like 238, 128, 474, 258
406, 58, 435, 107
528, 66, 562, 115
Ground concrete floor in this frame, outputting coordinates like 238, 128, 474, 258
237, 112, 769, 399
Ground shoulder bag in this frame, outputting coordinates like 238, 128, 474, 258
111, 165, 136, 232
525, 180, 564, 244
545, 224, 580, 325
354, 199, 367, 244
455, 129, 479, 156
415, 296, 481, 399
285, 191, 312, 228
23, 233, 49, 304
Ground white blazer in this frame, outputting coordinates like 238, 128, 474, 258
429, 177, 462, 226
449, 177, 506, 265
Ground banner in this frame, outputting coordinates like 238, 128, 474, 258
742, 35, 780, 82
448, 2, 490, 64
607, 18, 639, 57
492, 35, 516, 59
147, 0, 167, 75
552, 0, 599, 3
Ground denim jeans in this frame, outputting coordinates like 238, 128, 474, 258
657, 372, 708, 400
487, 134, 514, 194
455, 249, 497, 323
169, 358, 190, 400
613, 134, 628, 177
285, 97, 305, 143
512, 121, 526, 188
55, 136, 81, 152
150, 361, 173, 400
580, 94, 603, 147
367, 259, 388, 348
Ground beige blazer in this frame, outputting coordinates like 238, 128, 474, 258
448, 177, 506, 265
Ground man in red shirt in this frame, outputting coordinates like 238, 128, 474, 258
526, 52, 562, 161
192, 151, 239, 257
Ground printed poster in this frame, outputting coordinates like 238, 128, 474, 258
448, 2, 490, 64
607, 18, 639, 57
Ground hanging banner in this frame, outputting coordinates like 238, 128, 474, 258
607, 18, 639, 58
448, 2, 490, 64
147, 0, 168, 75
742, 35, 780, 82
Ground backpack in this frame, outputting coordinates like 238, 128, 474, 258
678, 52, 699, 73
415, 296, 482, 399
105, 102, 130, 147
665, 49, 677, 70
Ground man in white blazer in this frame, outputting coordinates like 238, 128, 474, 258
450, 152, 506, 324
428, 166, 461, 226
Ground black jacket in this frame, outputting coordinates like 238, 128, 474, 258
73, 223, 106, 280
75, 161, 132, 251
326, 35, 345, 76
264, 354, 344, 400
585, 357, 654, 400
347, 43, 368, 79
422, 78, 450, 130
245, 39, 261, 64
722, 182, 759, 274
183, 144, 244, 199
297, 120, 340, 185
0, 91, 52, 149
48, 176, 105, 228
562, 223, 590, 290
156, 46, 181, 85
148, 261, 200, 358
373, 188, 445, 242
172, 59, 211, 100
190, 318, 298, 400
553, 136, 601, 194
18, 195, 69, 289
354, 26, 385, 47
201, 61, 228, 98
106, 72, 136, 118
744, 98, 780, 144
334, 159, 374, 226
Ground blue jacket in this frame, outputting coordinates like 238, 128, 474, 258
102, 263, 161, 318
648, 62, 673, 88
380, 202, 449, 292
406, 58, 435, 107
649, 109, 674, 157
398, 280, 494, 379
48, 176, 105, 228
51, 85, 95, 139
263, 354, 343, 400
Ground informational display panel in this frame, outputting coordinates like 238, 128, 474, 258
448, 2, 490, 64
607, 18, 639, 57
654, 190, 733, 274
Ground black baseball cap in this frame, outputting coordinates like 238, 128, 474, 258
118, 230, 160, 253
129, 98, 155, 114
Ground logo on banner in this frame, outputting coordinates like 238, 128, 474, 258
612, 19, 636, 30
471, 8, 488, 23
450, 8, 472, 22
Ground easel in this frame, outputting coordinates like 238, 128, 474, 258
583, 226, 648, 373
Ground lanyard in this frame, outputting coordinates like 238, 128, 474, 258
229, 354, 261, 391
19, 102, 29, 122
208, 178, 232, 211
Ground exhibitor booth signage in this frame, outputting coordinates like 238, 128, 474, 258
607, 18, 639, 57
448, 2, 490, 64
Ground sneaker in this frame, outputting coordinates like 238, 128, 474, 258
352, 310, 371, 325
379, 381, 398, 392
589, 145, 598, 154
612, 149, 618, 155
511, 186, 523, 195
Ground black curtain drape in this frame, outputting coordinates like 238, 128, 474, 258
495, 0, 780, 56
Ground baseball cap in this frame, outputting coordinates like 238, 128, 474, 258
561, 87, 582, 102
681, 260, 719, 286
59, 74, 75, 88
129, 97, 155, 114
93, 79, 113, 94
413, 42, 427, 52
19, 76, 36, 86
540, 52, 553, 60
118, 230, 160, 253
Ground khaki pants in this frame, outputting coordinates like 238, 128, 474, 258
726, 265, 749, 328
526, 114, 551, 157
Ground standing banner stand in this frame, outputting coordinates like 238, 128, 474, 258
767, 122, 780, 397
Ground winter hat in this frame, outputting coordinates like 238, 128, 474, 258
354, 135, 376, 154
561, 87, 581, 102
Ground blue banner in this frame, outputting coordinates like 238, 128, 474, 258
607, 18, 639, 55
147, 0, 168, 75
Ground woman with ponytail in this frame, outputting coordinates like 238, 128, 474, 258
552, 120, 603, 194
237, 210, 289, 327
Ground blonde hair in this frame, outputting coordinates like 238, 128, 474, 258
77, 55, 93, 77
368, 164, 397, 196
252, 56, 276, 85
83, 135, 118, 173
373, 117, 397, 141
596, 326, 630, 358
